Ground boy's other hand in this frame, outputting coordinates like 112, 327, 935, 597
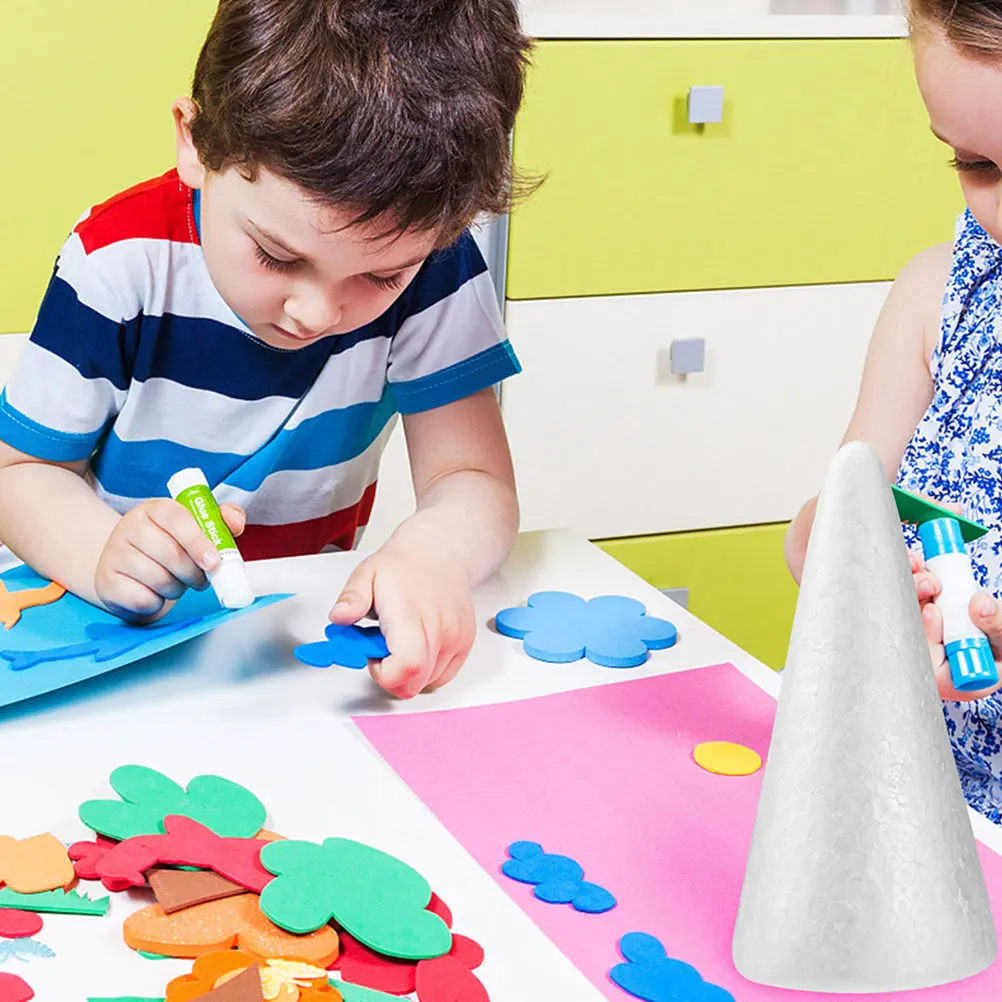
95, 499, 245, 620
329, 534, 476, 699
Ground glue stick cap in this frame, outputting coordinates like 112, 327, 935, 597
918, 517, 966, 559
946, 636, 999, 693
210, 553, 255, 610
167, 467, 209, 497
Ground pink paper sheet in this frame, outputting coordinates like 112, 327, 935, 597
356, 663, 1002, 1001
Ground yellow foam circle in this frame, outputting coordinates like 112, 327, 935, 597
693, 741, 762, 776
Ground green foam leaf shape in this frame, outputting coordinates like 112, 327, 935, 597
332, 982, 400, 1002
79, 764, 266, 840
0, 886, 109, 915
260, 837, 451, 960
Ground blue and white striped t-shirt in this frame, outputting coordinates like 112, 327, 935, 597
0, 170, 520, 559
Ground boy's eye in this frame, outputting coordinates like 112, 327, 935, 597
254, 242, 298, 272
949, 154, 999, 175
364, 272, 407, 291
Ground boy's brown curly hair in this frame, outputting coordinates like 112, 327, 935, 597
190, 0, 537, 246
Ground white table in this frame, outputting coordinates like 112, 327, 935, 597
0, 528, 991, 1000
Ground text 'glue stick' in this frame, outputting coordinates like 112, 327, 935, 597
919, 516, 998, 693
167, 468, 254, 609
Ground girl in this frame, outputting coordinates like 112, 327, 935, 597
786, 0, 1002, 822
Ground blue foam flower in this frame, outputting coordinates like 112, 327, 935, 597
294, 622, 390, 669
610, 932, 734, 1002
495, 592, 677, 668
501, 840, 616, 914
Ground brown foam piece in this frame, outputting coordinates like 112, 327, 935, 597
204, 965, 264, 1002
150, 868, 246, 914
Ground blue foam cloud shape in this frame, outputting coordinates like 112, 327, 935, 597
294, 622, 390, 669
610, 932, 734, 1002
501, 840, 616, 914
495, 591, 677, 668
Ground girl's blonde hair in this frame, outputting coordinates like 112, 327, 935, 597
909, 1, 1002, 57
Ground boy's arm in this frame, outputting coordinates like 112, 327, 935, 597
0, 443, 118, 605
396, 386, 518, 585
785, 242, 952, 583
331, 387, 518, 697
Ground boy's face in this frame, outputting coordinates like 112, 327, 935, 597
913, 26, 1002, 246
174, 101, 436, 350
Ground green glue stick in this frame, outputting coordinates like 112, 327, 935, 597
167, 467, 254, 609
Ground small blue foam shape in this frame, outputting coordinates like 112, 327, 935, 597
609, 932, 734, 1002
0, 618, 202, 672
501, 840, 616, 914
294, 622, 390, 669
494, 592, 677, 668
0, 936, 56, 962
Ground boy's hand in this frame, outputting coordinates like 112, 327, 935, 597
912, 550, 1002, 701
329, 534, 476, 699
95, 499, 246, 620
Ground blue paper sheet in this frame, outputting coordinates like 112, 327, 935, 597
0, 564, 290, 709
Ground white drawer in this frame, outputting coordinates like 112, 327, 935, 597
502, 282, 886, 537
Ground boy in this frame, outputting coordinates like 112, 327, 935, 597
0, 0, 534, 699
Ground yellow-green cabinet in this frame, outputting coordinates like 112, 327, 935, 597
1, 2, 217, 334
502, 27, 963, 668
597, 524, 798, 670
506, 39, 960, 300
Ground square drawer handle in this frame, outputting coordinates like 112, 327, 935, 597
669, 338, 706, 376
688, 86, 724, 125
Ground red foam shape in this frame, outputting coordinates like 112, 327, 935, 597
95, 816, 271, 893
68, 835, 117, 879
428, 893, 453, 929
0, 973, 34, 1002
449, 935, 484, 971
415, 955, 489, 1002
68, 836, 132, 891
330, 927, 485, 997
333, 931, 418, 995
0, 911, 42, 939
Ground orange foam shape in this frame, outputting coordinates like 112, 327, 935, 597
0, 580, 65, 630
0, 833, 76, 893
124, 893, 340, 967
167, 951, 343, 1002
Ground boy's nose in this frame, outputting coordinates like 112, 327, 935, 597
285, 287, 342, 336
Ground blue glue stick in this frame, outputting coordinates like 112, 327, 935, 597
918, 517, 998, 692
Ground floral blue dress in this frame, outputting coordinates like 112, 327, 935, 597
897, 208, 1002, 823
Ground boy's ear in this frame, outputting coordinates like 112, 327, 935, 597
172, 97, 206, 190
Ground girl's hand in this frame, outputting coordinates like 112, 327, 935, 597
328, 533, 476, 699
912, 550, 1002, 701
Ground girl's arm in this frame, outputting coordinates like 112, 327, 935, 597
784, 242, 953, 583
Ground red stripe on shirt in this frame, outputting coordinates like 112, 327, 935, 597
238, 481, 379, 561
74, 169, 198, 254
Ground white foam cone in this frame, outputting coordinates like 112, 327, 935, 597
732, 441, 996, 992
